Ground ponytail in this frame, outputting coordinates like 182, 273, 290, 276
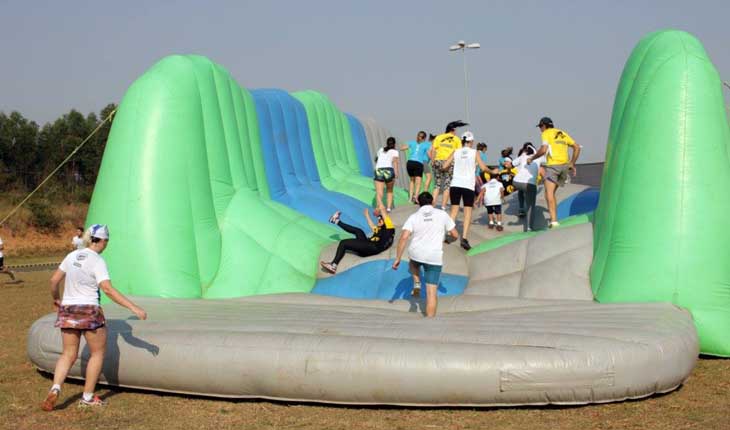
384, 137, 396, 151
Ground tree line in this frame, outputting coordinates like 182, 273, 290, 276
0, 104, 116, 202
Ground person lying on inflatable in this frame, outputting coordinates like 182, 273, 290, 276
320, 207, 395, 274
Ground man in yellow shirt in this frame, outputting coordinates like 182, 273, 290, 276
527, 117, 581, 228
428, 120, 467, 209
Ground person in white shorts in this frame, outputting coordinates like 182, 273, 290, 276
441, 131, 495, 250
392, 192, 458, 317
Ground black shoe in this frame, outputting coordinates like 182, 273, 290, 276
460, 239, 471, 250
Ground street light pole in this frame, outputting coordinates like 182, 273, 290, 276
449, 40, 480, 123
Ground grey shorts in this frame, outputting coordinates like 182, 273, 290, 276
544, 164, 570, 186
423, 161, 432, 174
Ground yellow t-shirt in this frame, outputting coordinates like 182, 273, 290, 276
541, 128, 576, 166
432, 133, 462, 161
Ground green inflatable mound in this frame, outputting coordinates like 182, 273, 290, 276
591, 30, 730, 356
87, 55, 340, 299
293, 91, 409, 206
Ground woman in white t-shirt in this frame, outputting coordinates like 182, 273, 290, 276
373, 137, 400, 212
512, 143, 545, 232
42, 224, 147, 411
71, 226, 84, 250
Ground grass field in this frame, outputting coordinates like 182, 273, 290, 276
1, 270, 729, 430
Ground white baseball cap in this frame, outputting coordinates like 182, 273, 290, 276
89, 224, 110, 240
461, 131, 475, 142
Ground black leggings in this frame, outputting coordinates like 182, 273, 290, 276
332, 222, 381, 265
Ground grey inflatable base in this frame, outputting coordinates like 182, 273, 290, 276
27, 222, 698, 406
28, 296, 697, 406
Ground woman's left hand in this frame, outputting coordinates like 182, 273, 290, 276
53, 299, 61, 310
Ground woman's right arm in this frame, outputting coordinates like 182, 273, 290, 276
50, 269, 65, 309
99, 280, 147, 320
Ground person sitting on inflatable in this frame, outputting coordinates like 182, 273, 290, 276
320, 207, 396, 274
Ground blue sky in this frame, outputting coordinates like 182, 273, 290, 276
1, 0, 728, 162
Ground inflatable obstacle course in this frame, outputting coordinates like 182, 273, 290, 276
29, 29, 730, 405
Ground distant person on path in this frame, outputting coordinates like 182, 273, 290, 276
528, 117, 581, 228
429, 121, 468, 210
42, 224, 147, 411
392, 192, 458, 318
374, 137, 400, 212
474, 142, 489, 207
422, 134, 437, 192
479, 175, 505, 231
399, 131, 431, 203
441, 131, 494, 250
513, 143, 545, 231
71, 226, 84, 250
320, 208, 396, 274
0, 236, 16, 281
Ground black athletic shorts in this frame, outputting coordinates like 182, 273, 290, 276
406, 160, 424, 178
486, 205, 502, 215
449, 186, 475, 207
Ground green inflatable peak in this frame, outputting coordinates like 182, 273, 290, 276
293, 91, 409, 206
87, 55, 339, 300
591, 30, 730, 356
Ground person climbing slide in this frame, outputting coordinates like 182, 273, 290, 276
320, 207, 396, 274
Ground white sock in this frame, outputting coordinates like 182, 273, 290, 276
51, 384, 61, 392
83, 392, 94, 402
497, 221, 502, 226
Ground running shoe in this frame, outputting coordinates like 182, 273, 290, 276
518, 210, 526, 217
488, 222, 495, 230
78, 395, 106, 408
496, 224, 504, 232
460, 239, 472, 251
412, 282, 421, 298
328, 211, 341, 224
549, 221, 560, 229
320, 261, 337, 274
41, 388, 59, 411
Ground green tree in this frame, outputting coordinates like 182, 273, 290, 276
0, 111, 40, 189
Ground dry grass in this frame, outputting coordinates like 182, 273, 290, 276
0, 271, 729, 430
0, 199, 88, 258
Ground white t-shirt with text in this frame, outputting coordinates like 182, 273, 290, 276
59, 248, 111, 306
482, 179, 505, 206
449, 147, 478, 190
402, 205, 456, 266
513, 154, 545, 185
375, 148, 400, 169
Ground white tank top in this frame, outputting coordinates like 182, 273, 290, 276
450, 147, 477, 189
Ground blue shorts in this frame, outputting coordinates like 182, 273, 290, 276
411, 260, 442, 286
